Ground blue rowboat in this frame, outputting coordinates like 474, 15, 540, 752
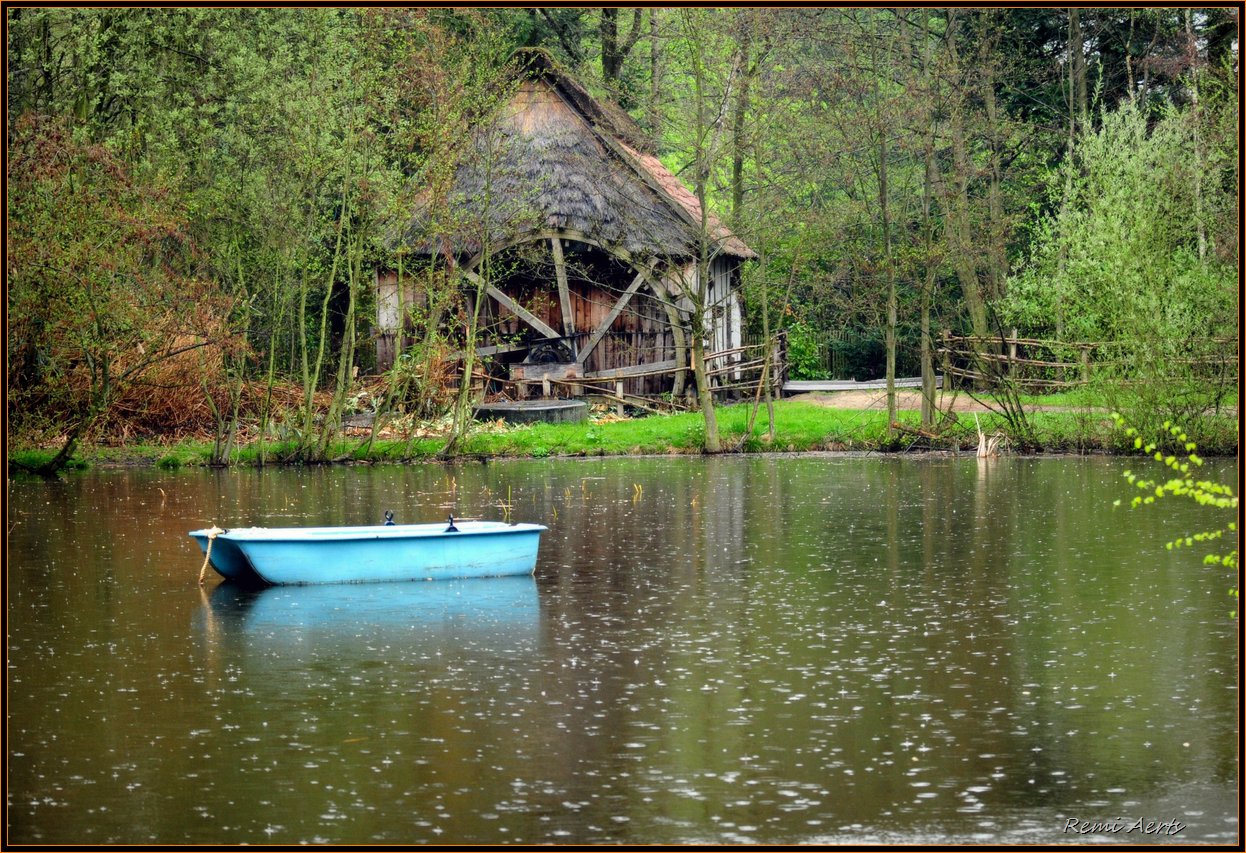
189, 518, 546, 586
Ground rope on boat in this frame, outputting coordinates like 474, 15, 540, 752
198, 525, 225, 585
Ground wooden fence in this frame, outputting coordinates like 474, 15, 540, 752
938, 330, 1238, 391
744, 328, 927, 381
744, 328, 863, 379
503, 333, 787, 413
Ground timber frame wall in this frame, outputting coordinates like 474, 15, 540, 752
376, 245, 745, 402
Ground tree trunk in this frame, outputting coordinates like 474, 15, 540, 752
601, 9, 641, 105
1069, 9, 1088, 134
921, 142, 938, 429
730, 13, 754, 224
601, 8, 620, 81
930, 111, 989, 346
940, 15, 990, 345
1186, 10, 1206, 261
36, 432, 83, 476
690, 328, 721, 453
441, 263, 489, 459
680, 8, 725, 454
317, 229, 363, 461
761, 252, 777, 441
648, 9, 661, 147
879, 132, 896, 436
921, 285, 935, 429
981, 55, 1007, 302
300, 168, 350, 459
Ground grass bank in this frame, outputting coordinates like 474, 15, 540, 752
9, 398, 1238, 473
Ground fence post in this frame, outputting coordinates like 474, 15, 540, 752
774, 333, 783, 397
1080, 346, 1090, 384
776, 329, 788, 393
1009, 328, 1018, 379
940, 329, 952, 393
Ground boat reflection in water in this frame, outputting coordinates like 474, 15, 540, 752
197, 575, 541, 656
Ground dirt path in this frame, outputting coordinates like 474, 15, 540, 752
795, 390, 1078, 414
797, 390, 1238, 420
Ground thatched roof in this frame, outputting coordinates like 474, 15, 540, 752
397, 48, 754, 263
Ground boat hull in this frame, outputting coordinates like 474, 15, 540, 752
189, 521, 545, 585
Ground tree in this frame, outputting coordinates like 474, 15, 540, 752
664, 9, 751, 452
7, 115, 235, 473
1002, 99, 1238, 430
4, 8, 395, 464
6, 7, 1235, 461
522, 8, 646, 106
369, 13, 529, 457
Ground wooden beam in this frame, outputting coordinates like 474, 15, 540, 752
576, 268, 649, 365
655, 289, 688, 399
466, 227, 647, 273
584, 359, 679, 380
549, 237, 576, 347
473, 342, 531, 357
463, 270, 561, 340
511, 361, 581, 381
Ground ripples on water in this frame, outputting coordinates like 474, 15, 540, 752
6, 456, 1238, 844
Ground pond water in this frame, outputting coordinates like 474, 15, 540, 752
7, 455, 1238, 845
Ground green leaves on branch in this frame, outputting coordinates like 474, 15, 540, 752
1111, 412, 1238, 616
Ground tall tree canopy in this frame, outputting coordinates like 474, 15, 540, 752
6, 7, 1238, 463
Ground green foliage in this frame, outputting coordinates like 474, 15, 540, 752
6, 114, 235, 470
6, 9, 1237, 461
1111, 413, 1238, 617
5, 8, 521, 463
1003, 101, 1239, 429
156, 451, 190, 470
8, 450, 89, 475
784, 321, 826, 380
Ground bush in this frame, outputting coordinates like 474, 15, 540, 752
1003, 101, 1238, 430
785, 321, 828, 380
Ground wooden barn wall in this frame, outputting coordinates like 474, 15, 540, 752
707, 255, 743, 382
374, 270, 431, 372
480, 278, 676, 397
375, 270, 400, 372
375, 257, 742, 399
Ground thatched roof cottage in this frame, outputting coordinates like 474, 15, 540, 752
376, 49, 755, 401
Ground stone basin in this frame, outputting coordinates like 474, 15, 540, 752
473, 399, 588, 425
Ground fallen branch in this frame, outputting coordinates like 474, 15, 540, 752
890, 421, 941, 440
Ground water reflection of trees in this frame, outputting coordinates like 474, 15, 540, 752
9, 459, 1238, 838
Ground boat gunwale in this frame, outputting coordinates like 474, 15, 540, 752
189, 521, 547, 544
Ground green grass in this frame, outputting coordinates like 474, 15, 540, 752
1011, 388, 1105, 407
410, 401, 912, 458
8, 397, 1237, 472
89, 440, 214, 469
7, 448, 89, 474
966, 387, 1237, 411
